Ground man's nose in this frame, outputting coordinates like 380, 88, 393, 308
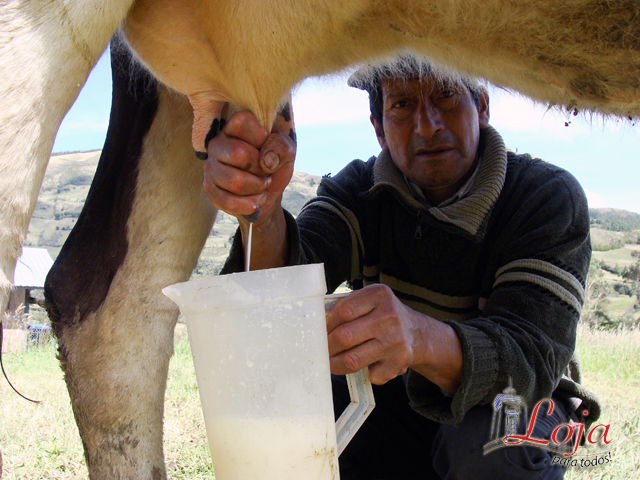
415, 102, 444, 138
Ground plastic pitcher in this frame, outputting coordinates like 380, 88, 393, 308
163, 263, 374, 480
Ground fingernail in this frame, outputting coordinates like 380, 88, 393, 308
258, 194, 268, 207
263, 152, 279, 171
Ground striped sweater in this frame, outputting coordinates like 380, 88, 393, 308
222, 125, 600, 426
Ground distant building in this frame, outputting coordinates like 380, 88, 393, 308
6, 247, 53, 316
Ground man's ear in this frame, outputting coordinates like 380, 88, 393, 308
477, 87, 490, 129
371, 115, 389, 151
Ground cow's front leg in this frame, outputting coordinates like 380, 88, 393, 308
45, 43, 217, 478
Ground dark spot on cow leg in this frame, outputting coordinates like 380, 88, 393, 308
45, 35, 159, 341
289, 128, 297, 145
152, 465, 165, 480
278, 102, 292, 122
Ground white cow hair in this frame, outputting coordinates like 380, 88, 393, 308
0, 0, 135, 310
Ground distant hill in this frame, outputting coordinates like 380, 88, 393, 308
590, 208, 640, 232
26, 150, 322, 276
27, 152, 639, 266
589, 209, 640, 251
25, 151, 102, 258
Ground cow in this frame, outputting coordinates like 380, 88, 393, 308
1, 0, 640, 478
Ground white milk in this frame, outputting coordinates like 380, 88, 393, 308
163, 266, 372, 479
207, 415, 339, 480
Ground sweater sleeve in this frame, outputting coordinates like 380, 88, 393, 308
407, 160, 592, 424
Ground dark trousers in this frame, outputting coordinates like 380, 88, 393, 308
332, 375, 568, 480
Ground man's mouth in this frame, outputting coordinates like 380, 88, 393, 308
415, 146, 453, 157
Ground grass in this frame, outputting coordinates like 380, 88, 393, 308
565, 326, 640, 479
592, 246, 638, 266
162, 340, 214, 479
1, 327, 639, 479
0, 337, 215, 480
606, 295, 638, 320
0, 341, 85, 479
590, 228, 640, 253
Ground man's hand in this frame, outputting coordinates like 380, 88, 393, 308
203, 108, 296, 270
326, 284, 463, 394
203, 110, 296, 225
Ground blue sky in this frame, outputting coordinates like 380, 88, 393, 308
54, 50, 640, 214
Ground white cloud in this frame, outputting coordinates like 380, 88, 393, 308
488, 88, 589, 141
584, 189, 604, 209
487, 86, 638, 143
592, 191, 640, 214
583, 187, 640, 214
293, 74, 370, 126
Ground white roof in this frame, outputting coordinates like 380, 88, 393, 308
14, 248, 54, 289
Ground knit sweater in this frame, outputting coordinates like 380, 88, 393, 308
222, 126, 600, 426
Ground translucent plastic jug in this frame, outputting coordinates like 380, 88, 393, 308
163, 264, 374, 480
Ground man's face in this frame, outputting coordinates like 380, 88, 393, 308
373, 77, 489, 204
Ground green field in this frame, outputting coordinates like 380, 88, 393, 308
590, 227, 640, 252
607, 295, 637, 316
588, 241, 640, 327
1, 326, 638, 479
592, 245, 640, 266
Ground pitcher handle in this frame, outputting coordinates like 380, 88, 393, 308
325, 293, 376, 455
335, 367, 375, 455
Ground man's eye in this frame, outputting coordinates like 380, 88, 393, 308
392, 100, 410, 108
440, 89, 456, 98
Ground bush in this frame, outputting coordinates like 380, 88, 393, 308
614, 283, 634, 295
622, 263, 640, 282
602, 263, 621, 275
583, 262, 613, 327
589, 208, 640, 231
592, 239, 624, 251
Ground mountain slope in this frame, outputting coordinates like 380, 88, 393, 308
25, 151, 322, 275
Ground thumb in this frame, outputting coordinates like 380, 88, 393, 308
259, 99, 297, 173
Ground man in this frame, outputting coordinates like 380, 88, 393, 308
203, 55, 599, 479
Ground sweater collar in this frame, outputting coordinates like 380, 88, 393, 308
369, 125, 508, 237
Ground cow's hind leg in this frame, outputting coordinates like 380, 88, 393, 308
0, 0, 126, 316
45, 42, 216, 479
